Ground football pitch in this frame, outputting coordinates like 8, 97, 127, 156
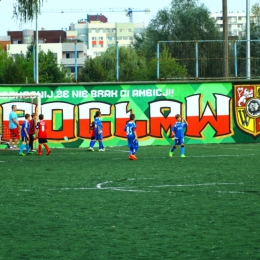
0, 144, 260, 260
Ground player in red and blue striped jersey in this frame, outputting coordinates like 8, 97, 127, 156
124, 113, 139, 160
169, 114, 188, 158
19, 113, 32, 156
88, 115, 96, 151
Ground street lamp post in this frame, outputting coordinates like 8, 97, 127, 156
74, 41, 78, 82
246, 0, 251, 79
35, 11, 39, 84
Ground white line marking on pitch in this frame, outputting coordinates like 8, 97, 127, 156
149, 182, 240, 188
216, 191, 245, 194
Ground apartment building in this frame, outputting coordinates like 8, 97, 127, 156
7, 29, 66, 44
68, 15, 145, 57
6, 35, 88, 73
211, 12, 255, 37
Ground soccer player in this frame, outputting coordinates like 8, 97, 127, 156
19, 113, 32, 156
88, 115, 96, 152
124, 113, 139, 160
28, 113, 37, 151
9, 105, 20, 150
169, 114, 188, 158
89, 111, 105, 152
35, 114, 51, 156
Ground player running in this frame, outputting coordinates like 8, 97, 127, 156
19, 113, 33, 156
35, 114, 51, 156
169, 114, 188, 158
124, 113, 139, 160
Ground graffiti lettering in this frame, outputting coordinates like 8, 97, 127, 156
186, 94, 232, 137
0, 94, 232, 141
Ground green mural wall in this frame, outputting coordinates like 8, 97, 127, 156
0, 82, 259, 148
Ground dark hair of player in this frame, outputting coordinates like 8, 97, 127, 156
39, 114, 44, 120
175, 114, 181, 119
11, 105, 16, 110
25, 113, 30, 119
95, 111, 101, 117
130, 114, 135, 120
31, 113, 36, 117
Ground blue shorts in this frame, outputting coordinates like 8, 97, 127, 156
128, 138, 139, 150
95, 132, 103, 141
174, 138, 184, 146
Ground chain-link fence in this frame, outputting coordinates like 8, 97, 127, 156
157, 40, 260, 80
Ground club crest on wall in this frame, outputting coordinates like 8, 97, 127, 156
234, 85, 260, 137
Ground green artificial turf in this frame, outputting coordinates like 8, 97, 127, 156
0, 144, 259, 260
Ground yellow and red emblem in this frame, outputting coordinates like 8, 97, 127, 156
234, 85, 260, 137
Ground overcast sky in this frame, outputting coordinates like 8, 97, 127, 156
0, 0, 258, 35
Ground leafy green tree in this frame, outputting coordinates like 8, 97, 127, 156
79, 46, 149, 82
236, 22, 260, 78
147, 46, 187, 80
38, 50, 72, 83
0, 45, 72, 84
13, 0, 45, 22
0, 46, 34, 84
252, 2, 260, 25
78, 58, 106, 82
133, 0, 222, 78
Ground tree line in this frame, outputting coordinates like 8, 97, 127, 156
1, 0, 260, 83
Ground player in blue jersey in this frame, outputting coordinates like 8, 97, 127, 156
19, 113, 33, 156
89, 111, 105, 152
169, 114, 188, 158
124, 113, 139, 160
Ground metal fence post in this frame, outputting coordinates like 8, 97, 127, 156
33, 45, 36, 82
195, 41, 199, 79
156, 42, 160, 80
234, 41, 238, 78
116, 41, 119, 81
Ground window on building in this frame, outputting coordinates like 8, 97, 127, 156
92, 29, 96, 33
120, 29, 124, 33
238, 16, 242, 20
107, 37, 113, 41
128, 29, 132, 32
99, 37, 103, 40
112, 29, 116, 33
92, 44, 97, 48
100, 44, 103, 48
66, 53, 70, 58
92, 37, 96, 40
99, 29, 103, 33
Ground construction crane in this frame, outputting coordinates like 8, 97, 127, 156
41, 8, 150, 23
